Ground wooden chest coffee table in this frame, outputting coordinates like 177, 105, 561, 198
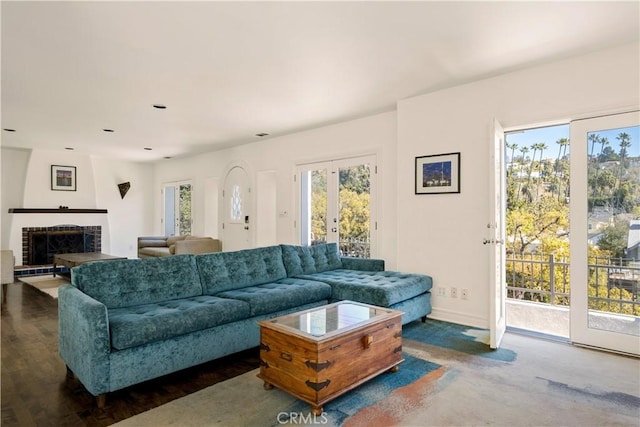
257, 301, 403, 415
53, 252, 126, 277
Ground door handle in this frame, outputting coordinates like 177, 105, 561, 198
483, 239, 504, 245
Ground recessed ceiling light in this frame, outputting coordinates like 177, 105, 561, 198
103, 129, 115, 133
153, 104, 167, 109
255, 133, 269, 137
144, 147, 153, 151
3, 128, 16, 132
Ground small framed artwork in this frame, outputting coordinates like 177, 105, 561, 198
415, 152, 460, 195
51, 165, 77, 191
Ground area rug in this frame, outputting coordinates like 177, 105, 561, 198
114, 350, 445, 427
18, 274, 69, 298
111, 320, 640, 427
403, 318, 517, 362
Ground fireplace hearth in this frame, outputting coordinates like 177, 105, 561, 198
22, 225, 101, 266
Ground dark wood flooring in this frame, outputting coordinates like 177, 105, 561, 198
1, 281, 260, 426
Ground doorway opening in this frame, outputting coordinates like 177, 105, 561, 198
505, 123, 571, 339
163, 181, 192, 236
505, 118, 640, 349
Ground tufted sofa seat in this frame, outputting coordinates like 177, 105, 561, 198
296, 270, 431, 307
58, 243, 432, 406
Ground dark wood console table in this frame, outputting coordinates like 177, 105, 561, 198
53, 253, 126, 277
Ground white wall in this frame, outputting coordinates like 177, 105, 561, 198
92, 157, 155, 257
0, 148, 31, 248
0, 147, 154, 260
153, 111, 399, 267
397, 42, 640, 328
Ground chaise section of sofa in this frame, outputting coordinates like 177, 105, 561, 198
137, 235, 222, 258
280, 243, 432, 324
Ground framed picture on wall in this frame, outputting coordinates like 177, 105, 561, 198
415, 152, 460, 194
51, 165, 77, 191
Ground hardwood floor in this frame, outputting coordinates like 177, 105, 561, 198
1, 281, 260, 427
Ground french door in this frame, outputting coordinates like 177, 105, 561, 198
297, 155, 376, 258
570, 111, 640, 355
222, 165, 252, 251
162, 181, 192, 236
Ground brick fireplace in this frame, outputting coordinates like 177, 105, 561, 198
22, 225, 101, 266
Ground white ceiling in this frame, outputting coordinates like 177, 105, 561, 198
2, 1, 639, 162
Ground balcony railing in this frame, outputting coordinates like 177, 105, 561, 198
507, 253, 640, 315
311, 236, 371, 258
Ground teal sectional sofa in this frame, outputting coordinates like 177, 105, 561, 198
58, 243, 432, 406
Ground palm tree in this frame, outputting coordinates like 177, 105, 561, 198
537, 142, 548, 198
598, 137, 609, 162
614, 132, 632, 211
617, 132, 631, 166
506, 142, 518, 172
594, 137, 609, 198
527, 142, 547, 198
526, 144, 538, 192
555, 138, 569, 201
588, 133, 600, 161
518, 146, 530, 202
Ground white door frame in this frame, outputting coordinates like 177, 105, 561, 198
489, 119, 507, 349
570, 110, 640, 355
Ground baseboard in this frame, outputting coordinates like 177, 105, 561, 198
427, 307, 488, 329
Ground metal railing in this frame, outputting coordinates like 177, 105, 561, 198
507, 253, 640, 315
339, 237, 370, 258
311, 236, 371, 258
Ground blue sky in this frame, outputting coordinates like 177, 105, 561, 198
506, 123, 639, 161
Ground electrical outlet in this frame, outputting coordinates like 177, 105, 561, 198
461, 288, 469, 300
437, 287, 446, 297
450, 287, 458, 298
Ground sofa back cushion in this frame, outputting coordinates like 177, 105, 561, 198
71, 255, 203, 309
196, 245, 287, 294
137, 236, 168, 248
280, 243, 343, 277
166, 235, 187, 246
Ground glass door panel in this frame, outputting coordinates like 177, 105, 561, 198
570, 111, 640, 355
299, 163, 330, 247
337, 161, 372, 258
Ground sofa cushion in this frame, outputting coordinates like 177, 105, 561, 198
71, 255, 203, 309
166, 235, 187, 246
215, 278, 332, 316
137, 238, 168, 248
196, 245, 287, 294
108, 296, 250, 350
297, 270, 433, 307
138, 247, 172, 257
280, 243, 343, 277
